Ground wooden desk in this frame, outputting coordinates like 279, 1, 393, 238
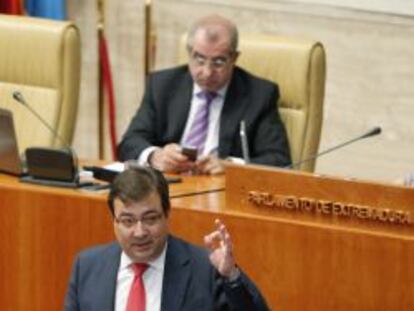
171, 191, 414, 311
2, 166, 413, 311
170, 165, 414, 311
0, 173, 224, 311
0, 172, 224, 198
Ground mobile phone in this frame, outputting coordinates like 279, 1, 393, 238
181, 147, 198, 162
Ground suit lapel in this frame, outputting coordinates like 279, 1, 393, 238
219, 68, 249, 157
166, 71, 193, 141
161, 236, 191, 311
93, 243, 121, 311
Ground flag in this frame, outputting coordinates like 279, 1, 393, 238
0, 0, 23, 14
25, 0, 66, 20
99, 31, 118, 160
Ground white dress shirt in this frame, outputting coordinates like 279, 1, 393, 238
180, 84, 227, 157
115, 245, 167, 311
138, 83, 228, 165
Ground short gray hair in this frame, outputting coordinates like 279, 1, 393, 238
186, 15, 238, 54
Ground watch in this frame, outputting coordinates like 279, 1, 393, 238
224, 267, 241, 288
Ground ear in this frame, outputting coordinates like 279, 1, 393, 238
232, 51, 240, 63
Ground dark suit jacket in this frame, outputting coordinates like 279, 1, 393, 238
118, 65, 291, 167
64, 235, 270, 311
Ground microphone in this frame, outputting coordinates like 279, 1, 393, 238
12, 91, 82, 187
359, 126, 382, 139
240, 120, 250, 163
13, 91, 69, 148
287, 126, 382, 170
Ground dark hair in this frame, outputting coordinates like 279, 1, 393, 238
107, 167, 170, 216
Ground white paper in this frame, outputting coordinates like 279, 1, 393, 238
103, 161, 125, 172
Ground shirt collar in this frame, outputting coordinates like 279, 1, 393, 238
193, 83, 228, 99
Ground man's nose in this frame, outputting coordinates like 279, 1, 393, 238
131, 221, 148, 237
200, 64, 213, 77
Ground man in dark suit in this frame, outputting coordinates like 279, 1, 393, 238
118, 15, 291, 174
64, 167, 270, 311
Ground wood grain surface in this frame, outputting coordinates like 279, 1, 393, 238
1, 166, 413, 311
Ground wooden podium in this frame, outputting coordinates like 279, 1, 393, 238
1, 165, 413, 310
171, 164, 414, 310
222, 164, 414, 311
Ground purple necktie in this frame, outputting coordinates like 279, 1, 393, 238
183, 91, 217, 154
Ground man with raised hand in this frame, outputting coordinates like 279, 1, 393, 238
64, 167, 270, 310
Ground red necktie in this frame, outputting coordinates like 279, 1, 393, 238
126, 263, 148, 311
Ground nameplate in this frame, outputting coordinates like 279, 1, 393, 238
225, 164, 414, 234
247, 191, 412, 226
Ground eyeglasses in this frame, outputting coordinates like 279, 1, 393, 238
190, 52, 233, 70
114, 213, 164, 229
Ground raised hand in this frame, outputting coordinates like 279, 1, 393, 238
204, 219, 239, 279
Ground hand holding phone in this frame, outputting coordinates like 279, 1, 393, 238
181, 147, 198, 162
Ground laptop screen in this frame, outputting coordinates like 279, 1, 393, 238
0, 108, 22, 176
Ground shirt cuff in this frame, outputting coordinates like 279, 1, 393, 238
226, 157, 246, 165
224, 267, 241, 283
138, 146, 160, 166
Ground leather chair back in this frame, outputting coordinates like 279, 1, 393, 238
0, 14, 81, 152
178, 33, 326, 172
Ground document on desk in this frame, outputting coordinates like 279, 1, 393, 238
103, 161, 125, 172
101, 162, 182, 184
81, 162, 125, 184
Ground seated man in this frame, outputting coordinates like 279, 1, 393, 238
118, 14, 291, 174
64, 167, 270, 311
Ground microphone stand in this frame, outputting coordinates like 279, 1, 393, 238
240, 120, 250, 164
288, 127, 382, 170
12, 91, 85, 188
